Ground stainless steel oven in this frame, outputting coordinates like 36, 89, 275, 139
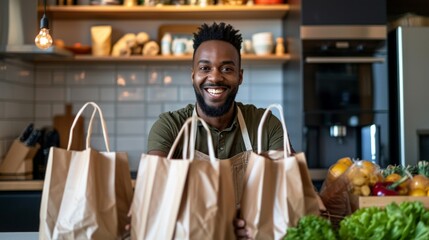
301, 26, 390, 169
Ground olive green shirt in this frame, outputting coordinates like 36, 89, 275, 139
147, 102, 285, 159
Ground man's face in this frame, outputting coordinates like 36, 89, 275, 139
192, 40, 243, 117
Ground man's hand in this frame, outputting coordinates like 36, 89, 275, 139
233, 209, 253, 240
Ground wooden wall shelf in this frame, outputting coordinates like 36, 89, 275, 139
34, 53, 291, 64
42, 5, 290, 20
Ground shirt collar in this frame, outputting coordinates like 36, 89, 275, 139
194, 103, 239, 133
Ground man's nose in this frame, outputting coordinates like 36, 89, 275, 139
208, 68, 222, 82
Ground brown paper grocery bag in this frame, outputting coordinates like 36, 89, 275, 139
170, 117, 220, 240
39, 102, 133, 240
131, 117, 193, 240
131, 154, 189, 240
247, 104, 321, 239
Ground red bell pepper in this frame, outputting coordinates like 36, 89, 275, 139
372, 182, 399, 196
372, 175, 410, 196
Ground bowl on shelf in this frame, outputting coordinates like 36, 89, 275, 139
254, 0, 284, 4
252, 32, 274, 55
253, 43, 274, 55
63, 45, 92, 55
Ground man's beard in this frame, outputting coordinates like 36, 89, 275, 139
193, 84, 238, 117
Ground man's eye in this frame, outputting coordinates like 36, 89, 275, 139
221, 67, 234, 73
199, 66, 210, 71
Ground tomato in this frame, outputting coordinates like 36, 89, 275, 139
384, 173, 409, 195
329, 162, 349, 179
409, 174, 429, 191
409, 188, 426, 197
337, 157, 353, 167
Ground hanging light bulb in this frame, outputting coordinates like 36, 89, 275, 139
35, 0, 53, 50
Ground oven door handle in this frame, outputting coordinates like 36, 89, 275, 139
305, 56, 385, 63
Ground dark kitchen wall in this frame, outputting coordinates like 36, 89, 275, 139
387, 0, 429, 21
301, 0, 387, 25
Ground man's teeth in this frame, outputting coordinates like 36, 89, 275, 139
207, 88, 224, 94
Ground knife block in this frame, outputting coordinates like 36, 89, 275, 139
0, 139, 40, 180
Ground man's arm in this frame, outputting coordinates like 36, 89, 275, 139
147, 150, 168, 157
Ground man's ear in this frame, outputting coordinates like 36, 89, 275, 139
191, 69, 195, 83
238, 69, 244, 85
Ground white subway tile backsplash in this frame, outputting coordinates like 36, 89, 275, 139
0, 82, 7, 100
89, 135, 117, 152
36, 87, 66, 101
117, 119, 145, 135
0, 82, 33, 101
0, 61, 285, 172
0, 121, 10, 138
5, 102, 33, 119
35, 71, 52, 85
249, 66, 283, 84
0, 102, 4, 118
100, 87, 116, 101
250, 85, 283, 102
145, 103, 163, 118
116, 136, 145, 152
179, 86, 195, 102
146, 68, 162, 85
146, 86, 178, 102
53, 71, 66, 85
116, 69, 147, 86
164, 103, 190, 113
66, 69, 116, 86
117, 87, 145, 101
93, 103, 116, 119
52, 103, 67, 116
236, 85, 250, 102
145, 118, 157, 135
69, 87, 100, 102
13, 85, 34, 101
117, 103, 145, 118
127, 151, 143, 171
164, 67, 191, 86
6, 64, 33, 84
35, 104, 51, 118
0, 61, 6, 81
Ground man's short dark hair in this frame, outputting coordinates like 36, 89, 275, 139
193, 22, 242, 60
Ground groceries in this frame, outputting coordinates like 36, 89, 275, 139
325, 158, 429, 198
284, 201, 429, 239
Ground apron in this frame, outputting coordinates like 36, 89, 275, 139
192, 106, 253, 208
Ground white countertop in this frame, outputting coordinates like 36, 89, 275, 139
0, 232, 38, 240
0, 169, 327, 191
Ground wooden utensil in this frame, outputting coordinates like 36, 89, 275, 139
53, 104, 84, 150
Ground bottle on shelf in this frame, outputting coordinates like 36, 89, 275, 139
161, 32, 172, 56
275, 37, 285, 56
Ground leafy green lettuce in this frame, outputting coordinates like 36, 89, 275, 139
284, 215, 337, 240
338, 201, 429, 240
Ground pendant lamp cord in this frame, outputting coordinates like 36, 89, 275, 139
43, 0, 47, 17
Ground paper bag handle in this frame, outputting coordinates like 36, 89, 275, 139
257, 104, 290, 155
167, 116, 216, 163
67, 102, 110, 152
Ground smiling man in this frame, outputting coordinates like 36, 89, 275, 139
147, 22, 286, 239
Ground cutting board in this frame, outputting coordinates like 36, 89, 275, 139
53, 104, 84, 150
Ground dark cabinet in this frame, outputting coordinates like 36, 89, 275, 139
0, 191, 41, 232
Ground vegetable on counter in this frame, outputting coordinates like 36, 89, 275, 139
283, 215, 337, 240
284, 201, 429, 240
372, 175, 410, 196
338, 201, 429, 240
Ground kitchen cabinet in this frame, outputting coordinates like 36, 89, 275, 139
36, 4, 291, 63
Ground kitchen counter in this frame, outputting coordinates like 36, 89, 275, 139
0, 169, 323, 191
0, 169, 327, 191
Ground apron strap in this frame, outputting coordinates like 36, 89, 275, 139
192, 105, 253, 152
237, 107, 253, 151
